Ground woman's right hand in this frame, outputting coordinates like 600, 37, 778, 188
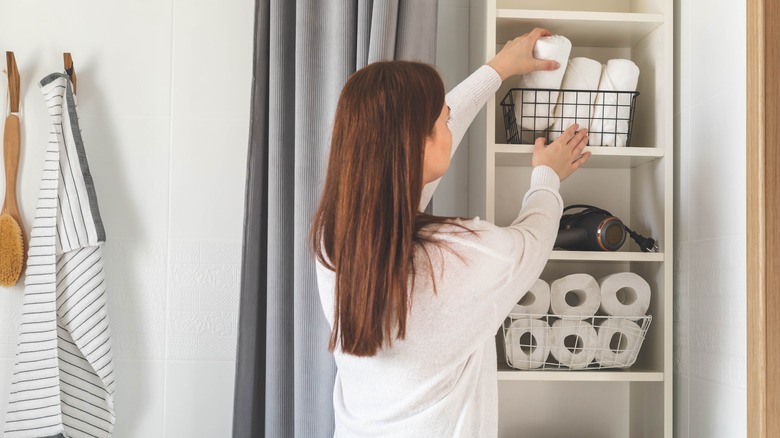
487, 28, 560, 80
531, 124, 591, 181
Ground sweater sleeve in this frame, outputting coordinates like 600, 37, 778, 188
491, 165, 563, 326
419, 65, 502, 211
422, 165, 563, 350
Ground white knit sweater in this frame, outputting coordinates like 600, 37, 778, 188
316, 65, 564, 437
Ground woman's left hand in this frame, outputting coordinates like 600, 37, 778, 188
531, 123, 590, 182
487, 28, 560, 80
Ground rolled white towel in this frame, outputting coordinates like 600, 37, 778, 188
589, 59, 640, 146
515, 35, 572, 136
549, 57, 603, 142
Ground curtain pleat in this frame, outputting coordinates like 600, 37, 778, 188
396, 1, 439, 62
292, 1, 353, 435
367, 1, 399, 64
355, 0, 373, 70
232, 0, 271, 436
265, 0, 299, 436
235, 1, 439, 437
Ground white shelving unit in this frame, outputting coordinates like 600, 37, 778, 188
469, 0, 673, 436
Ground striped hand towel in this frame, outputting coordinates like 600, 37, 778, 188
3, 73, 115, 437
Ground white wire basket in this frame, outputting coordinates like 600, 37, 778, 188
502, 313, 652, 370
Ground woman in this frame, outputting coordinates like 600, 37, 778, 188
311, 28, 590, 437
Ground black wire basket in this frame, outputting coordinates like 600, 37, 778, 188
500, 88, 640, 146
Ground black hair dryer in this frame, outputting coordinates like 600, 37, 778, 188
555, 205, 658, 252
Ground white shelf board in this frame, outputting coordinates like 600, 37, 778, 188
496, 9, 664, 47
497, 363, 664, 382
494, 144, 663, 168
548, 250, 664, 262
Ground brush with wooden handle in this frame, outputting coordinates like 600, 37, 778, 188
0, 52, 25, 287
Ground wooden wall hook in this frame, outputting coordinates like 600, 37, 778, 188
6, 52, 20, 113
64, 52, 77, 94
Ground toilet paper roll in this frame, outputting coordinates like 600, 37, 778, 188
504, 318, 550, 370
594, 318, 644, 367
549, 57, 603, 142
549, 319, 599, 369
589, 59, 640, 146
598, 272, 651, 319
515, 35, 572, 133
550, 273, 601, 317
512, 279, 551, 316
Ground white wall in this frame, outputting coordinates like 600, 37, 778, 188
673, 0, 747, 436
0, 0, 254, 436
435, 0, 472, 217
2, 1, 748, 436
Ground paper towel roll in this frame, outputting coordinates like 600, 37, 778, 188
550, 273, 601, 317
515, 35, 572, 133
598, 272, 651, 319
549, 57, 603, 142
594, 318, 644, 367
549, 319, 599, 369
512, 279, 551, 316
589, 59, 640, 146
504, 318, 550, 370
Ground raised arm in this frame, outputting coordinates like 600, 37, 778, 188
419, 28, 562, 211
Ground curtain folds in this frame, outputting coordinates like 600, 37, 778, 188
234, 1, 438, 437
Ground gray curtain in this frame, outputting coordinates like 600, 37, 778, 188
233, 1, 439, 437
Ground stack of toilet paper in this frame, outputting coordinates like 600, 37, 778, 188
504, 273, 652, 370
512, 34, 640, 147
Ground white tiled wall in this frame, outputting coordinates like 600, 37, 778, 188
0, 0, 253, 436
674, 0, 747, 436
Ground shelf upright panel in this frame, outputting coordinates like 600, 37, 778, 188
482, 0, 673, 436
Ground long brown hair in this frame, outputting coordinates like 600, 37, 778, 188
310, 61, 453, 357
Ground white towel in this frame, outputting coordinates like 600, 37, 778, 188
515, 35, 572, 136
549, 57, 603, 142
3, 73, 115, 438
589, 59, 640, 146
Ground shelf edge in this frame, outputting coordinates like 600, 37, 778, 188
496, 9, 665, 24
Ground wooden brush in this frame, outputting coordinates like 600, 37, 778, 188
0, 52, 25, 287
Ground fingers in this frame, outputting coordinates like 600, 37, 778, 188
559, 124, 579, 144
526, 27, 551, 47
534, 59, 560, 71
572, 151, 592, 169
532, 28, 552, 38
533, 136, 547, 152
568, 128, 588, 149
516, 28, 551, 46
573, 130, 589, 152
